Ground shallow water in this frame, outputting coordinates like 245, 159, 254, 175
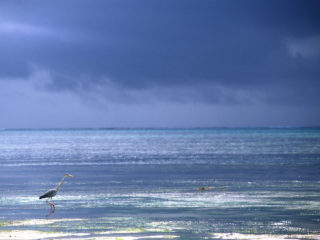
0, 128, 320, 239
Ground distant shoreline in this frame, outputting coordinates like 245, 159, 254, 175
2, 126, 320, 131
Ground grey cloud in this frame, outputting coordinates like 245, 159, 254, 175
0, 0, 320, 107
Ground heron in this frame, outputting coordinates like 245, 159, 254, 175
39, 173, 74, 209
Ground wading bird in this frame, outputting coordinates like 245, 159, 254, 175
39, 173, 74, 209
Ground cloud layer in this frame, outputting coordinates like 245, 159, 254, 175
0, 0, 319, 127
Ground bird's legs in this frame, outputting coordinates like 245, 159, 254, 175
49, 198, 55, 209
46, 198, 55, 210
46, 200, 55, 218
50, 202, 55, 209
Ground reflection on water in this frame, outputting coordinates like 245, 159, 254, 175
45, 206, 55, 219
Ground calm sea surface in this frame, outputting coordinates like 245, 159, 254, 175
0, 128, 320, 238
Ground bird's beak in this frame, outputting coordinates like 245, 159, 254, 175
69, 174, 74, 178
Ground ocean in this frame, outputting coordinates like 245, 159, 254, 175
0, 128, 319, 239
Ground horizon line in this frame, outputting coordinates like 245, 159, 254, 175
1, 126, 320, 131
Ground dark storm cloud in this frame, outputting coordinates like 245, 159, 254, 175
0, 0, 320, 105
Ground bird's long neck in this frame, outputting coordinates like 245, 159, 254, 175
56, 175, 67, 191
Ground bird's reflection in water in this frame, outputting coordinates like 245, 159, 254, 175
46, 206, 55, 218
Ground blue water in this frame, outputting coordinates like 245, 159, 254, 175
0, 128, 320, 238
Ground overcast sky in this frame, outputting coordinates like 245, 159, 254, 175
0, 0, 319, 128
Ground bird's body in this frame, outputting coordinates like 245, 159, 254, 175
39, 189, 57, 199
39, 173, 73, 209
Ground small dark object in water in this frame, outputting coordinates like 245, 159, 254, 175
197, 186, 215, 191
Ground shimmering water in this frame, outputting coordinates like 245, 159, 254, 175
0, 128, 320, 239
